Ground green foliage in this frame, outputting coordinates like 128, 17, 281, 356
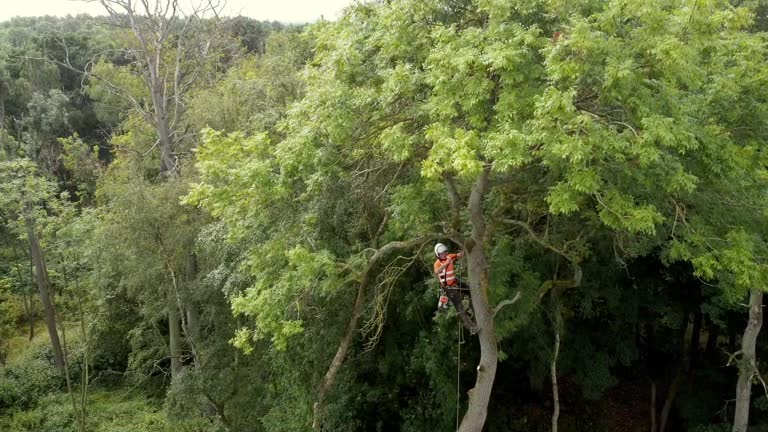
59, 134, 102, 201
0, 339, 64, 410
4, 2, 768, 431
86, 60, 149, 127
0, 276, 23, 360
0, 389, 188, 432
185, 31, 311, 135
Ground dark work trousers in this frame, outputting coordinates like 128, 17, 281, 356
443, 280, 476, 331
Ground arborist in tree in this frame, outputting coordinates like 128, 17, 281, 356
434, 243, 478, 335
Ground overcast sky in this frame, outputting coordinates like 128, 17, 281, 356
0, 0, 356, 24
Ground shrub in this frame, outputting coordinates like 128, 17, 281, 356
0, 355, 63, 410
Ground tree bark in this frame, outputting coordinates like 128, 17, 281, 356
25, 294, 35, 341
659, 313, 690, 432
458, 167, 498, 432
732, 289, 764, 432
313, 282, 366, 432
12, 253, 35, 341
184, 253, 202, 371
551, 289, 562, 432
98, 0, 181, 177
152, 83, 175, 175
650, 381, 657, 432
26, 217, 64, 369
168, 284, 182, 379
659, 366, 683, 432
705, 318, 720, 361
0, 80, 5, 130
690, 309, 703, 368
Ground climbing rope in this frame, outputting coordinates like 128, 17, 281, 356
455, 255, 466, 431
456, 316, 462, 431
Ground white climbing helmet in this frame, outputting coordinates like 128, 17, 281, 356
434, 243, 448, 257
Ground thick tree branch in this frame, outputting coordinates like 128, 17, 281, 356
313, 234, 441, 431
468, 166, 491, 246
493, 291, 521, 317
504, 219, 578, 264
502, 218, 583, 299
458, 165, 496, 432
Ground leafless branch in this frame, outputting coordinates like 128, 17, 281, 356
504, 219, 578, 264
493, 291, 521, 317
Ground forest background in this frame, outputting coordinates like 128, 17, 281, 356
2, 1, 768, 431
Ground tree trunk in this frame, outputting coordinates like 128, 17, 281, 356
157, 105, 174, 175
0, 82, 5, 130
690, 309, 703, 368
184, 253, 202, 371
185, 254, 200, 343
650, 381, 657, 432
458, 168, 498, 432
705, 320, 720, 361
551, 290, 562, 432
732, 289, 764, 432
13, 255, 35, 341
659, 366, 683, 432
27, 297, 35, 340
148, 60, 175, 176
312, 236, 437, 431
168, 284, 182, 379
313, 283, 366, 432
26, 218, 64, 369
660, 313, 690, 432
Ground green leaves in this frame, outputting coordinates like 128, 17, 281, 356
187, 128, 278, 240
230, 244, 345, 351
422, 124, 482, 179
595, 191, 664, 235
0, 159, 59, 234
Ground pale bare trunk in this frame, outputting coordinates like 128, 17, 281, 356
26, 217, 64, 369
732, 289, 763, 432
149, 59, 175, 176
458, 167, 497, 432
168, 283, 182, 379
156, 104, 174, 175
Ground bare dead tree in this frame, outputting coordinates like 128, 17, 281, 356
54, 0, 242, 176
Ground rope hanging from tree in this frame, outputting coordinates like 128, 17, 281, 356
454, 255, 467, 431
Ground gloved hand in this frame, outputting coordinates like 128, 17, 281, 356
437, 295, 449, 310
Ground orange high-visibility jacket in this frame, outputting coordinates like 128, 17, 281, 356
434, 254, 459, 287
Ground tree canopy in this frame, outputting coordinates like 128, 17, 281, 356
1, 1, 768, 432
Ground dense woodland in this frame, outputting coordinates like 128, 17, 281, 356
1, 1, 768, 431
